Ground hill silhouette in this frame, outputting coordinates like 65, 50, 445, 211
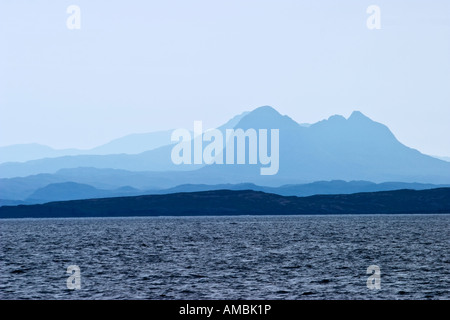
1, 106, 449, 186
7, 179, 448, 204
1, 188, 449, 218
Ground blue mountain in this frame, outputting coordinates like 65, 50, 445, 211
0, 131, 173, 164
26, 182, 145, 203
197, 106, 450, 184
0, 143, 82, 164
4, 178, 449, 205
0, 106, 449, 185
0, 111, 250, 177
0, 110, 251, 165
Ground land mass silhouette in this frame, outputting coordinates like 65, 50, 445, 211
1, 188, 449, 219
1, 106, 450, 204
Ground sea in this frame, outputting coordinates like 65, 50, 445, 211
0, 214, 449, 300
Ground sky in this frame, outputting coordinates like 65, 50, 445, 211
1, 0, 449, 156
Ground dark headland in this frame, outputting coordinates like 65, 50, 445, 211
1, 188, 450, 219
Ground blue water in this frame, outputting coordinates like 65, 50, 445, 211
0, 214, 449, 299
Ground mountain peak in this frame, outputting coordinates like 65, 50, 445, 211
235, 106, 300, 130
249, 105, 282, 117
348, 110, 371, 121
327, 114, 346, 122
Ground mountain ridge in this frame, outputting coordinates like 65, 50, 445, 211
3, 178, 449, 205
1, 188, 449, 218
1, 106, 449, 185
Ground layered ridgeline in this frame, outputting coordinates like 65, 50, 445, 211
0, 112, 250, 165
1, 106, 450, 185
0, 111, 249, 176
0, 130, 174, 163
1, 188, 450, 219
2, 179, 450, 205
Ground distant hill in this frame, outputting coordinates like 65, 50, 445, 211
195, 107, 450, 185
0, 144, 82, 164
161, 181, 450, 197
1, 106, 450, 186
1, 188, 449, 218
0, 131, 178, 164
0, 111, 250, 165
0, 168, 175, 200
0, 111, 249, 177
26, 182, 145, 203
2, 167, 450, 203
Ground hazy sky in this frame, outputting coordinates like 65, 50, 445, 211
1, 0, 449, 156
